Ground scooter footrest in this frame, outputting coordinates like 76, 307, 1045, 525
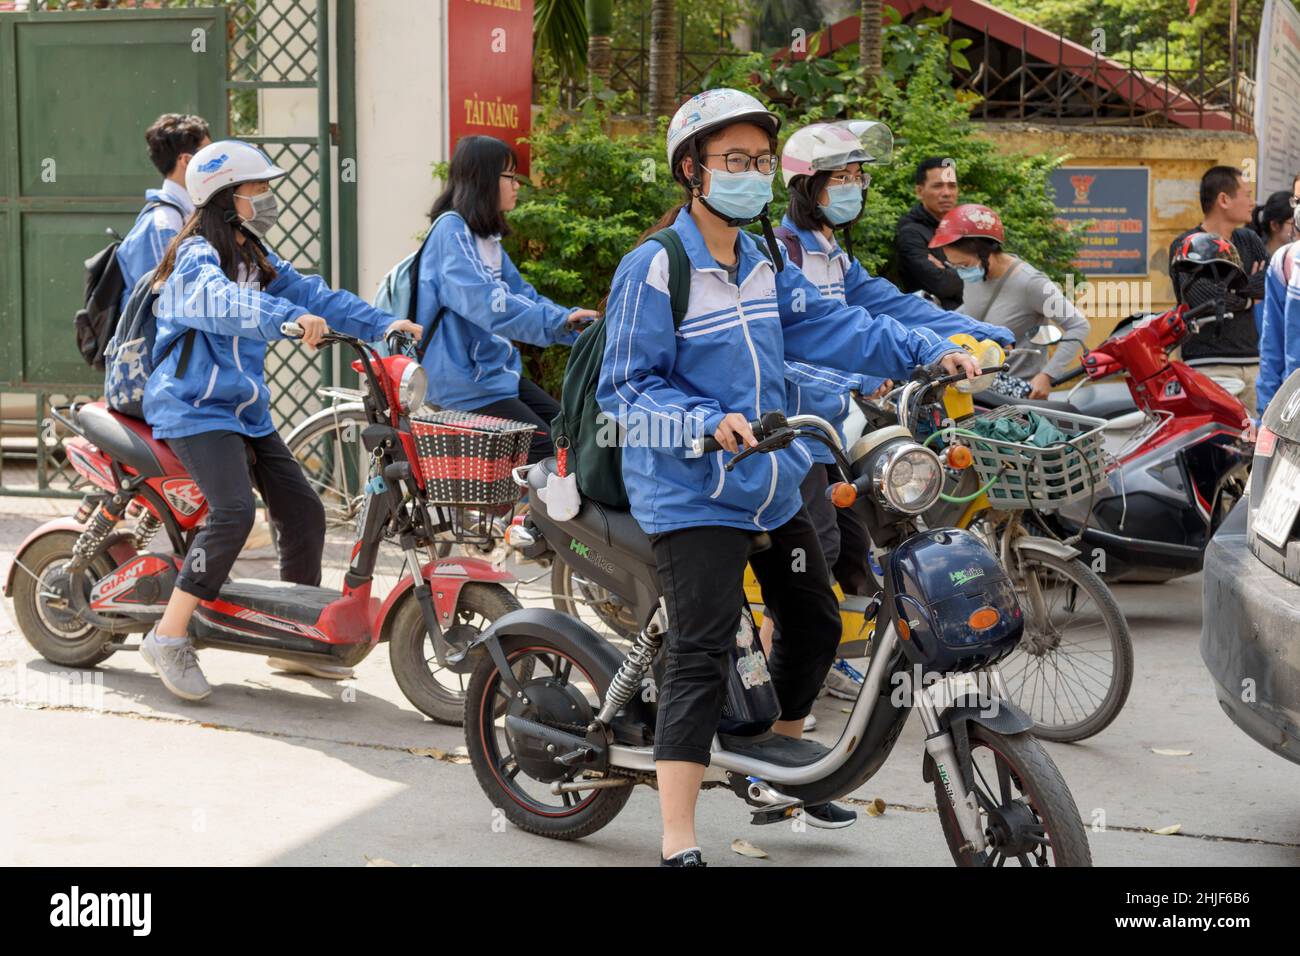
718, 731, 831, 768
750, 802, 804, 826
213, 580, 340, 626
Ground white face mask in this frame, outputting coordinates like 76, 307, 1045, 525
240, 191, 279, 239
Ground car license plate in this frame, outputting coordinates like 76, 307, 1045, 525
1255, 445, 1300, 549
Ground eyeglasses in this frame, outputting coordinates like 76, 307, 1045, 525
828, 172, 870, 188
500, 172, 524, 185
703, 151, 779, 175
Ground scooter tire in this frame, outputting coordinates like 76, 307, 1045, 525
9, 532, 122, 668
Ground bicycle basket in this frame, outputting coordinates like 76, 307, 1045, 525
409, 410, 535, 510
966, 405, 1108, 511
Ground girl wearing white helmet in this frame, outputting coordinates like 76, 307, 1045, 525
137, 139, 423, 702
770, 122, 1016, 701
595, 89, 980, 865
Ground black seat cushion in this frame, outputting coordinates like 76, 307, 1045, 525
79, 402, 175, 478
530, 458, 657, 567
974, 390, 1081, 416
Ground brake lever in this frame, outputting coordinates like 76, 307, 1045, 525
724, 427, 797, 471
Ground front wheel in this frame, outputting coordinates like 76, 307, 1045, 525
933, 724, 1092, 867
388, 582, 521, 725
1000, 551, 1133, 742
464, 632, 633, 840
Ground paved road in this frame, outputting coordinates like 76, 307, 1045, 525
1, 499, 1297, 866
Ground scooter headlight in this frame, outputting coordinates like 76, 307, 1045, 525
397, 362, 428, 413
872, 441, 943, 513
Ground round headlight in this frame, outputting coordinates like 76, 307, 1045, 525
398, 362, 428, 413
873, 442, 942, 513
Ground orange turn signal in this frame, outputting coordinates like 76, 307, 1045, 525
830, 482, 858, 508
968, 607, 999, 630
897, 618, 911, 640
947, 445, 973, 469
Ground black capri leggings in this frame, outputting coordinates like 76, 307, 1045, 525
166, 430, 326, 601
649, 506, 843, 766
467, 377, 561, 464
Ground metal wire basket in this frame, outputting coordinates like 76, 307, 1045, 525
967, 405, 1109, 511
409, 410, 535, 512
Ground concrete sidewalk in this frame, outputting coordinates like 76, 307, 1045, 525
1, 498, 1297, 866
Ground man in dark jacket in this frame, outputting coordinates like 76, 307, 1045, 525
896, 157, 964, 309
1168, 165, 1269, 416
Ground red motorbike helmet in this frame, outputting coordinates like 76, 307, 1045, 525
929, 203, 1005, 248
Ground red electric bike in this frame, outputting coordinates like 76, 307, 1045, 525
5, 324, 528, 723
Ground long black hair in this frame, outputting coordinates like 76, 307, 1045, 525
1251, 190, 1295, 243
153, 185, 277, 287
429, 135, 517, 238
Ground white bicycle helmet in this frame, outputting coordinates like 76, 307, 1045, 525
835, 119, 894, 165
665, 88, 781, 177
780, 123, 871, 186
186, 139, 288, 208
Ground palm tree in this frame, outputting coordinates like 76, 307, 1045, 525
586, 0, 613, 90
859, 0, 882, 76
535, 0, 588, 82
648, 0, 679, 117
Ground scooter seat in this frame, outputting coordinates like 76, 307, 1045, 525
973, 390, 1082, 416
1064, 381, 1139, 420
213, 579, 340, 626
78, 401, 185, 478
530, 458, 658, 566
529, 458, 773, 568
718, 730, 831, 768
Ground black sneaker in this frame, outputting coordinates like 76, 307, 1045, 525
801, 802, 857, 829
659, 847, 708, 867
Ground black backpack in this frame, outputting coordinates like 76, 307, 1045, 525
551, 228, 692, 509
74, 199, 183, 371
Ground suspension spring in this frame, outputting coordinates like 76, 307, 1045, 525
67, 505, 123, 575
597, 628, 663, 725
133, 511, 163, 551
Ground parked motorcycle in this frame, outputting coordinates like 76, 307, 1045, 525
4, 324, 521, 724
464, 368, 1092, 865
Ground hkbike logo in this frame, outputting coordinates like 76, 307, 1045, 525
162, 479, 204, 516
1070, 174, 1096, 203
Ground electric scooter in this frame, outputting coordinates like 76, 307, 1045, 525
5, 324, 521, 723
463, 367, 1092, 866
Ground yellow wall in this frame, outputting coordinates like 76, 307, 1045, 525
977, 123, 1259, 348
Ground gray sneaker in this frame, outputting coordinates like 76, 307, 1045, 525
141, 629, 212, 701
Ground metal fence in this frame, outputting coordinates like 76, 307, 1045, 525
2, 0, 337, 497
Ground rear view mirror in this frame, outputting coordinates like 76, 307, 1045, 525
1029, 325, 1063, 346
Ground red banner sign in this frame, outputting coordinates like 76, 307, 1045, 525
446, 0, 534, 174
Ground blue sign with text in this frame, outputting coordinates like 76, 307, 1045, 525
1048, 166, 1150, 277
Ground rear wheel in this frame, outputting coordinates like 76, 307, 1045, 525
465, 633, 633, 840
388, 581, 522, 725
550, 561, 639, 640
1001, 551, 1133, 742
933, 724, 1091, 867
10, 533, 123, 667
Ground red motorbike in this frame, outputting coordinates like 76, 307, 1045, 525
980, 297, 1253, 582
4, 324, 523, 724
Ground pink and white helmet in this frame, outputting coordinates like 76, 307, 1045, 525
665, 88, 781, 174
779, 123, 871, 186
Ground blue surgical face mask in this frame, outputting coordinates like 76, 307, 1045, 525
702, 167, 774, 222
955, 263, 985, 283
818, 183, 863, 225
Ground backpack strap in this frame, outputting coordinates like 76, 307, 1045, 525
646, 228, 690, 329
413, 211, 459, 360
772, 225, 804, 270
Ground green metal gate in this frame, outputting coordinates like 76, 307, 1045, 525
0, 0, 345, 497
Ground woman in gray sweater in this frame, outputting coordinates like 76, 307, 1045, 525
929, 203, 1090, 399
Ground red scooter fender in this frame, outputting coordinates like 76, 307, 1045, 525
371, 556, 515, 638
3, 516, 138, 597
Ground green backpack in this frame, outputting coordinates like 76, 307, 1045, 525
551, 228, 691, 509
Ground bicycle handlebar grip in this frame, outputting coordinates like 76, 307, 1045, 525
692, 417, 765, 457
